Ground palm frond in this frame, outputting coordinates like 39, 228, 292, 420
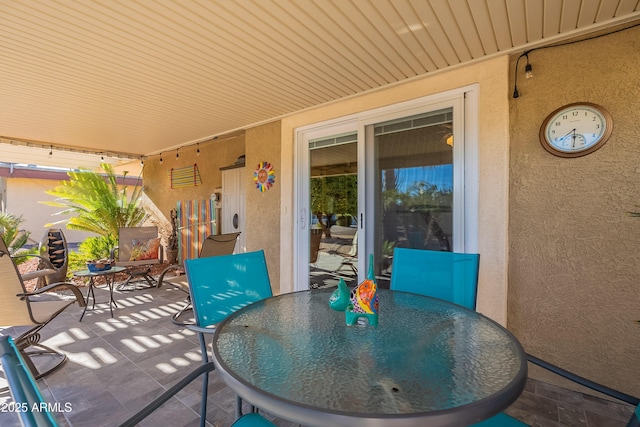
42, 164, 147, 239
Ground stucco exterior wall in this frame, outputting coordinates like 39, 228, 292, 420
280, 56, 511, 325
508, 26, 640, 396
6, 177, 96, 244
142, 133, 245, 219
245, 122, 282, 294
142, 127, 282, 292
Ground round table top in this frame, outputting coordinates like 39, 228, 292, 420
212, 289, 527, 427
73, 266, 126, 277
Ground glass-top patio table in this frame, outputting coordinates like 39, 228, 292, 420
212, 289, 527, 427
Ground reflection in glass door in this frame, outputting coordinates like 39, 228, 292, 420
296, 90, 475, 293
308, 133, 359, 289
368, 108, 454, 288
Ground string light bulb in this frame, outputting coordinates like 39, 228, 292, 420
159, 153, 163, 164
49, 145, 53, 156
197, 143, 200, 155
512, 50, 532, 98
176, 148, 180, 159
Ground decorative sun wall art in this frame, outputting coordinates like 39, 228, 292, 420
253, 161, 276, 192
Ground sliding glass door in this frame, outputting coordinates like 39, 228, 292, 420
365, 108, 455, 287
295, 89, 477, 291
306, 133, 359, 289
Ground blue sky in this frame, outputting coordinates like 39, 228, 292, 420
385, 164, 453, 193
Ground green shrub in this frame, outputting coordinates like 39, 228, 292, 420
67, 250, 87, 276
67, 235, 117, 275
80, 235, 117, 260
0, 212, 37, 264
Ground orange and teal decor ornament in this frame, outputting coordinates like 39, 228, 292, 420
345, 254, 379, 327
253, 161, 276, 192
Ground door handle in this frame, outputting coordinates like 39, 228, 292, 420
233, 213, 239, 229
300, 208, 307, 229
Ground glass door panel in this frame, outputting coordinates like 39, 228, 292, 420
308, 133, 358, 289
369, 108, 454, 288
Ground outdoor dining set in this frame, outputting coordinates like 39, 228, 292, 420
0, 229, 638, 427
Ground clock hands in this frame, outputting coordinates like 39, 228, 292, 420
558, 128, 577, 147
556, 128, 586, 149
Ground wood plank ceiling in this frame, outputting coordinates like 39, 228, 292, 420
1, 0, 639, 170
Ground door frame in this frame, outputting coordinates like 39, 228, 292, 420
294, 85, 478, 291
294, 117, 359, 291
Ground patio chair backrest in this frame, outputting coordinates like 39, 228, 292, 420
114, 226, 162, 267
0, 237, 35, 326
390, 248, 480, 310
198, 232, 240, 258
185, 250, 273, 327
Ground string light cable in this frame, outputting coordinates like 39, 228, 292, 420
512, 21, 640, 98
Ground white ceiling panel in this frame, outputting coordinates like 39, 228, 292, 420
0, 0, 639, 170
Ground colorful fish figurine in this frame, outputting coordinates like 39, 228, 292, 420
345, 254, 379, 327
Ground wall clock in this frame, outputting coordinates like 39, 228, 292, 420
539, 102, 613, 158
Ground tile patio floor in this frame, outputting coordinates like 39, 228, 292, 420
0, 283, 635, 427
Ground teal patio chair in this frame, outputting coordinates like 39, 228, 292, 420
157, 232, 240, 325
389, 248, 521, 425
389, 248, 480, 310
472, 353, 640, 426
0, 335, 275, 427
389, 249, 640, 426
231, 412, 278, 427
185, 250, 274, 427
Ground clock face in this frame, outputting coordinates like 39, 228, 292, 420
539, 103, 613, 158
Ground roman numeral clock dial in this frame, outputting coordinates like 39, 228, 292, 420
539, 102, 613, 158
